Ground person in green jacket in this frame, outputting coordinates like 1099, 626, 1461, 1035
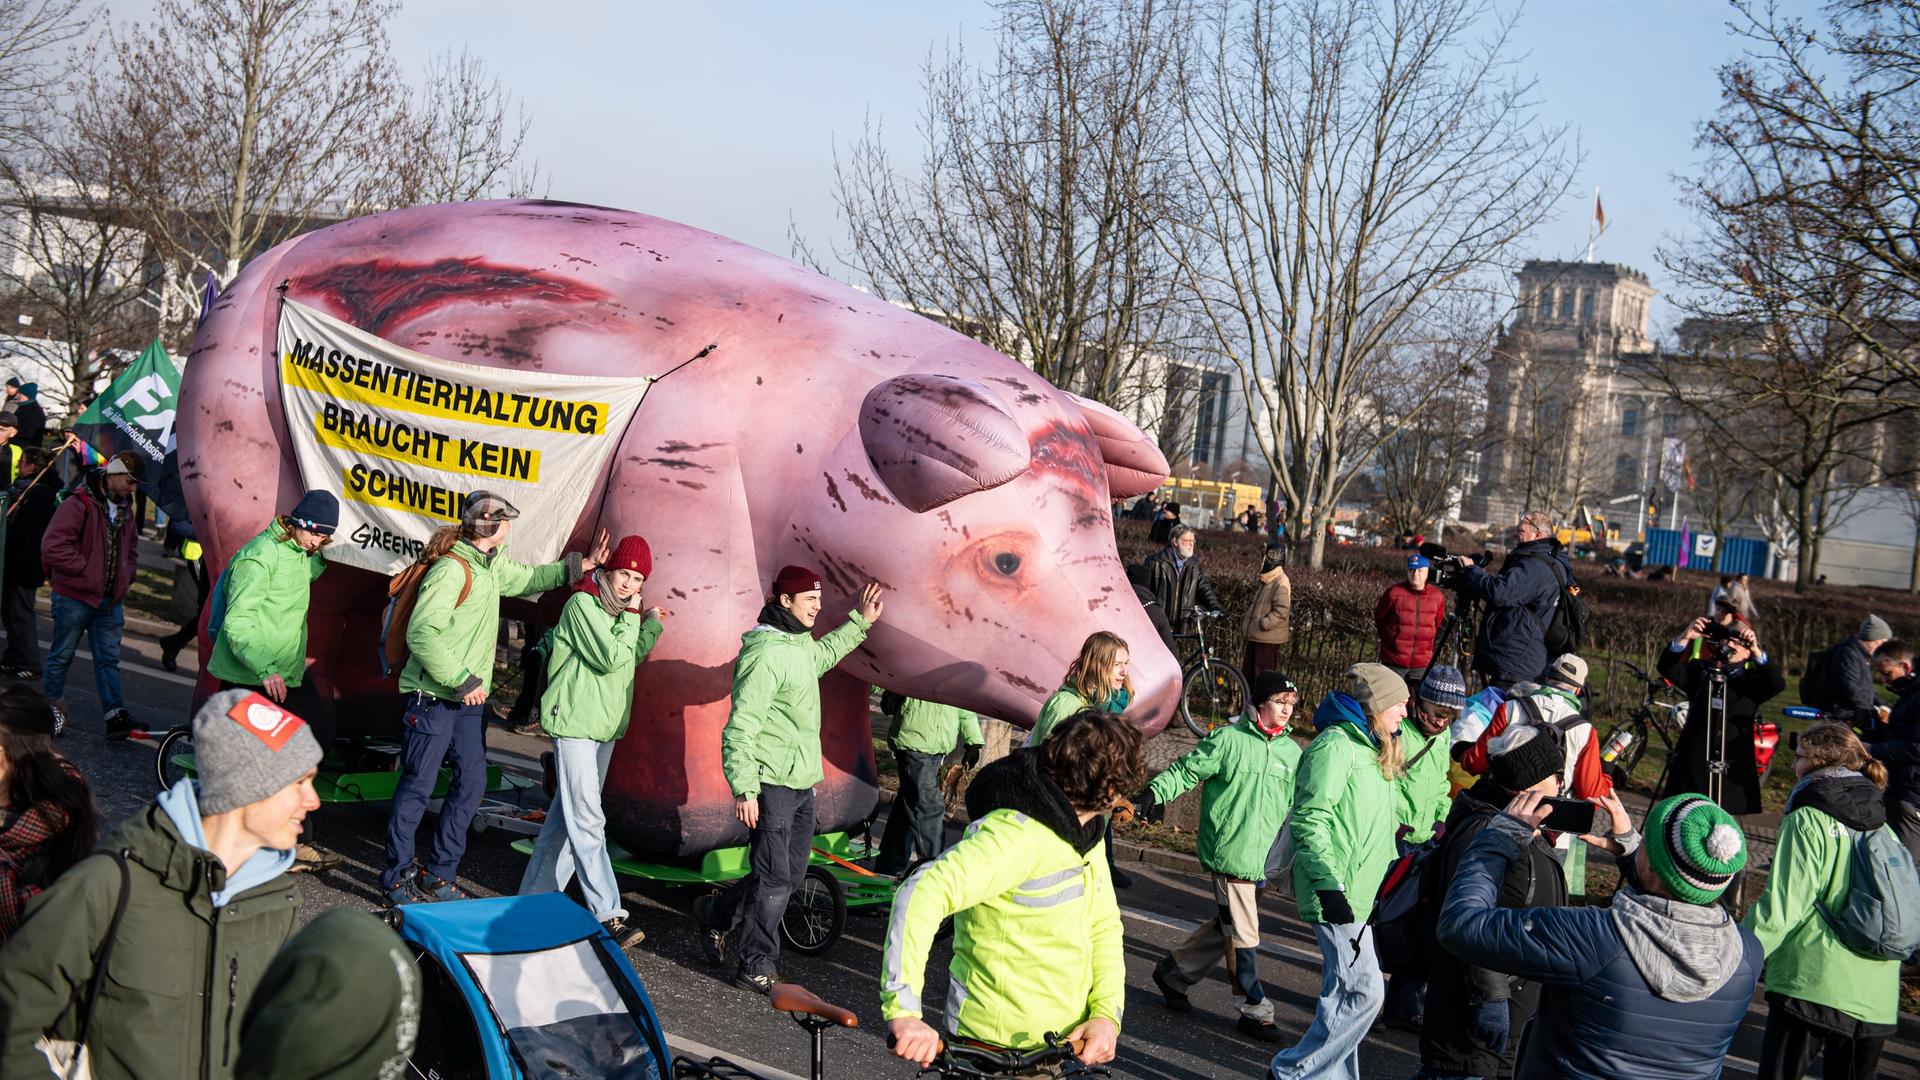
1030, 631, 1131, 745
1031, 631, 1135, 887
1272, 662, 1407, 1080
381, 491, 608, 905
885, 709, 1143, 1069
698, 564, 884, 993
0, 687, 321, 1079
1746, 722, 1903, 1079
1141, 670, 1302, 1043
875, 695, 983, 875
518, 535, 665, 949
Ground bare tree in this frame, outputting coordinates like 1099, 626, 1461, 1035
393, 46, 546, 205
76, 0, 410, 341
1377, 384, 1480, 537
830, 0, 1194, 414
1169, 0, 1576, 568
0, 0, 88, 158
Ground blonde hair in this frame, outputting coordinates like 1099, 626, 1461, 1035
1798, 722, 1888, 790
1067, 632, 1129, 704
1375, 714, 1405, 781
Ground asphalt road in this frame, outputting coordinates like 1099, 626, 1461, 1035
44, 632, 1920, 1080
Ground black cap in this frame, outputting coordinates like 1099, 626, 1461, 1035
1251, 670, 1298, 705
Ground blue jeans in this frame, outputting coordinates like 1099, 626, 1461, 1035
519, 737, 625, 921
876, 747, 946, 874
1270, 922, 1385, 1080
714, 784, 814, 977
382, 694, 487, 889
42, 595, 123, 713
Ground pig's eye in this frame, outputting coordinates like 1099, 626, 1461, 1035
948, 529, 1039, 597
993, 553, 1022, 576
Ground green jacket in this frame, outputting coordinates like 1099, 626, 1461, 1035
0, 803, 302, 1079
1149, 720, 1301, 881
889, 698, 983, 756
206, 526, 326, 688
1290, 693, 1398, 923
1394, 723, 1453, 844
400, 540, 577, 700
540, 590, 662, 742
881, 808, 1124, 1049
1029, 687, 1088, 745
720, 612, 871, 799
1744, 794, 1900, 1024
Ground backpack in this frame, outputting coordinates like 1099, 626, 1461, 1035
379, 553, 473, 678
1799, 645, 1837, 710
1818, 824, 1920, 961
1519, 551, 1586, 655
1370, 830, 1449, 977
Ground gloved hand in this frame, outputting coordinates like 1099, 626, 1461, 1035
961, 744, 981, 769
1471, 999, 1510, 1053
1131, 793, 1163, 824
1315, 889, 1354, 925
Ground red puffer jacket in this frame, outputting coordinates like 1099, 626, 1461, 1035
1374, 581, 1446, 669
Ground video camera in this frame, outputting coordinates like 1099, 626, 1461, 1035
1697, 619, 1743, 666
1418, 542, 1472, 590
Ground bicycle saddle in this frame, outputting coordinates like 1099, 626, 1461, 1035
769, 983, 859, 1028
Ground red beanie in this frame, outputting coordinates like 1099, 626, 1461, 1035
771, 564, 823, 597
609, 535, 651, 577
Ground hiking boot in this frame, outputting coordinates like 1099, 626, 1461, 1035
601, 917, 645, 949
48, 701, 66, 738
289, 843, 342, 874
103, 708, 135, 742
1111, 866, 1135, 889
1237, 1016, 1284, 1043
514, 717, 548, 738
735, 970, 776, 995
416, 870, 470, 902
1151, 959, 1192, 1013
160, 642, 182, 673
693, 892, 728, 965
385, 876, 426, 906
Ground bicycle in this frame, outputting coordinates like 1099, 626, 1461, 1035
1595, 660, 1686, 791
1174, 609, 1250, 738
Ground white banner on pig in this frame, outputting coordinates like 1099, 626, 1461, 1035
275, 299, 651, 575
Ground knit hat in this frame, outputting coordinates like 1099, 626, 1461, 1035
102, 456, 143, 480
460, 490, 519, 537
287, 490, 339, 536
1418, 665, 1468, 712
771, 564, 823, 598
1644, 794, 1748, 905
1343, 662, 1409, 717
4, 377, 18, 390
0, 410, 18, 429
1860, 614, 1893, 642
1251, 670, 1298, 706
236, 910, 419, 1080
608, 534, 652, 577
1487, 724, 1565, 791
192, 689, 323, 816
1547, 653, 1588, 689
1407, 553, 1430, 571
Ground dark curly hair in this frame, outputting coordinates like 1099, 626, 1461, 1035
1038, 709, 1145, 813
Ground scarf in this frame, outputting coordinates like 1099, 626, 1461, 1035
0, 801, 71, 937
576, 569, 638, 618
755, 600, 810, 635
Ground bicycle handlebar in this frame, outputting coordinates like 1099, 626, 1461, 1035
890, 1033, 1088, 1078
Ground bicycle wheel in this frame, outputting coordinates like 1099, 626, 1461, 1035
153, 726, 196, 793
779, 866, 846, 956
1180, 660, 1251, 738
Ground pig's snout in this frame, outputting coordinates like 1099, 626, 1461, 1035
1126, 637, 1183, 737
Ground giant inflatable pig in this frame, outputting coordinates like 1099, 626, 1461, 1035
183, 199, 1179, 857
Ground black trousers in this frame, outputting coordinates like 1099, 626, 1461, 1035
0, 583, 38, 669
716, 784, 815, 977
1756, 997, 1889, 1080
877, 747, 946, 875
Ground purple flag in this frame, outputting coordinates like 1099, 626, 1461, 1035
1678, 517, 1692, 569
195, 271, 220, 330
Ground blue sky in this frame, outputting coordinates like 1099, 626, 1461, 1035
113, 0, 1815, 332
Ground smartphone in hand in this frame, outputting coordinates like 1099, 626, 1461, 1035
1540, 796, 1599, 835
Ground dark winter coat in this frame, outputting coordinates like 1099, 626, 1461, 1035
1461, 538, 1570, 684
1863, 673, 1920, 809
1657, 641, 1786, 815
11, 389, 45, 450
1826, 637, 1879, 718
1436, 816, 1763, 1080
1131, 583, 1175, 654
4, 472, 57, 590
40, 472, 139, 608
1137, 546, 1222, 634
1420, 781, 1567, 1079
1375, 581, 1446, 670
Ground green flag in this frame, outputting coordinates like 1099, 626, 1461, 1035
71, 337, 181, 470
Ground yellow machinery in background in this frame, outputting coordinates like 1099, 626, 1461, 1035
1154, 477, 1264, 524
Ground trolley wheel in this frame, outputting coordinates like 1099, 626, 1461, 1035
154, 726, 195, 793
779, 866, 846, 956
1180, 659, 1251, 738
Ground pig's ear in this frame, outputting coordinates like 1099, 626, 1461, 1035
1066, 392, 1169, 497
860, 375, 1031, 513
